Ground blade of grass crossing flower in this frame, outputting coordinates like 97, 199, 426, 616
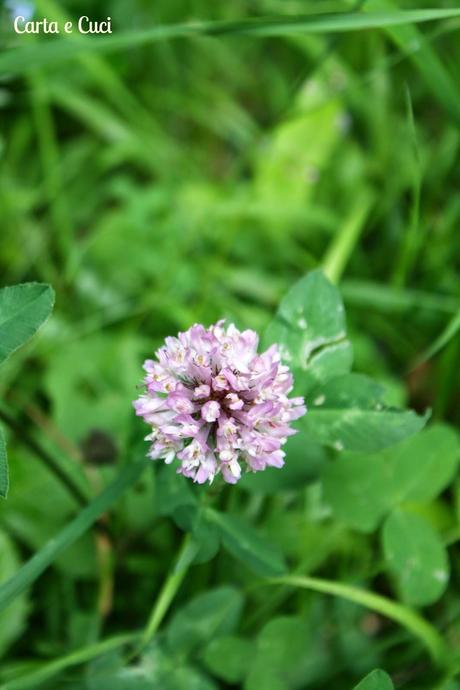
2, 10, 460, 77
270, 575, 449, 666
0, 460, 147, 613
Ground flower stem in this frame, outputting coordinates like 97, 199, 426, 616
269, 575, 449, 668
140, 533, 198, 649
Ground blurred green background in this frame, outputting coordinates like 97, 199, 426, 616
1, 0, 460, 687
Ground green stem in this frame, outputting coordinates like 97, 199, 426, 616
140, 533, 198, 649
0, 460, 147, 613
322, 189, 374, 284
269, 575, 449, 667
0, 632, 140, 690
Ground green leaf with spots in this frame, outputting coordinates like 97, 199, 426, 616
301, 374, 429, 453
382, 511, 449, 606
307, 373, 386, 410
264, 270, 352, 393
353, 669, 394, 690
267, 272, 428, 452
0, 283, 55, 367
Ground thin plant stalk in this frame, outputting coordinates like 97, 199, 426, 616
0, 460, 147, 614
140, 533, 198, 649
323, 189, 374, 284
269, 574, 449, 668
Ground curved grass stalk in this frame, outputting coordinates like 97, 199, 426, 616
269, 574, 449, 667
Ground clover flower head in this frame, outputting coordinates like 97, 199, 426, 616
133, 321, 306, 484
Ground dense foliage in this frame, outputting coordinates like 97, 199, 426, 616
1, 1, 460, 688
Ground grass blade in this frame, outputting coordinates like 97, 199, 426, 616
0, 460, 147, 613
323, 189, 374, 284
2, 10, 460, 77
359, 0, 460, 125
0, 632, 141, 690
270, 575, 448, 666
416, 307, 460, 366
341, 280, 459, 315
